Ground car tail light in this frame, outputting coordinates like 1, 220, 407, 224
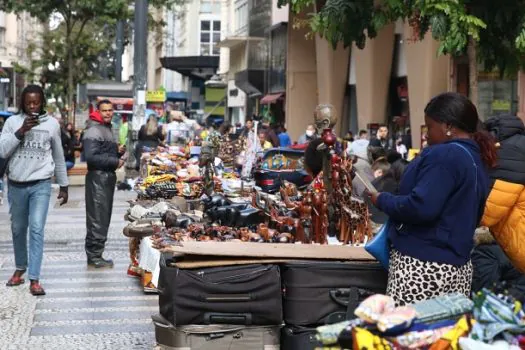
260, 180, 274, 186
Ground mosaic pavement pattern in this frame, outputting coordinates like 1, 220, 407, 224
0, 187, 157, 349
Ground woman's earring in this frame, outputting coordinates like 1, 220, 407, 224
446, 130, 452, 137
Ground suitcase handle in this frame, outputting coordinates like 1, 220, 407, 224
203, 313, 253, 325
204, 294, 254, 302
329, 288, 373, 307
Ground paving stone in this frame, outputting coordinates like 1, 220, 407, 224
34, 310, 155, 322
0, 187, 157, 349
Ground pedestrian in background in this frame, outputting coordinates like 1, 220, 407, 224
135, 113, 163, 170
59, 119, 75, 170
277, 124, 291, 148
298, 124, 317, 145
83, 100, 126, 268
0, 84, 69, 295
369, 125, 393, 151
119, 115, 129, 147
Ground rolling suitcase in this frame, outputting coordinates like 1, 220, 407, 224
158, 255, 283, 326
280, 325, 322, 350
152, 314, 280, 350
281, 260, 388, 326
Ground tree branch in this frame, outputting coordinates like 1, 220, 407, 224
73, 17, 90, 44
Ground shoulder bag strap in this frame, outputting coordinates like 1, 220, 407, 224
450, 142, 478, 193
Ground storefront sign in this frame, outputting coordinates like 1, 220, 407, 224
492, 100, 511, 111
146, 90, 167, 103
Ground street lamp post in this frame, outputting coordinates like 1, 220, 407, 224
115, 20, 124, 82
127, 0, 148, 173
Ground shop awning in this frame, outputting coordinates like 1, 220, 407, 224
234, 69, 264, 97
260, 93, 284, 104
160, 56, 219, 81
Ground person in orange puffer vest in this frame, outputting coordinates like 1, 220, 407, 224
481, 114, 525, 274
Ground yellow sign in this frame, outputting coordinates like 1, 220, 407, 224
146, 90, 166, 102
492, 100, 511, 111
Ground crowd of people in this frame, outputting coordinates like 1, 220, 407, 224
0, 84, 523, 310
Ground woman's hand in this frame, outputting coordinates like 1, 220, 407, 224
364, 189, 381, 206
370, 191, 380, 206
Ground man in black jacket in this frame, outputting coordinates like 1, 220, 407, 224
83, 100, 125, 268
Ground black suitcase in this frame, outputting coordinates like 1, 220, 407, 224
281, 260, 388, 326
152, 314, 281, 350
158, 255, 283, 326
281, 326, 322, 350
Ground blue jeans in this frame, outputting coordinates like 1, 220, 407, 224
66, 161, 75, 170
8, 180, 52, 280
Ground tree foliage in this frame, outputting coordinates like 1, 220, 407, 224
280, 0, 525, 77
0, 0, 184, 115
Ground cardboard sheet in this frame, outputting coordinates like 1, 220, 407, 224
172, 258, 302, 269
162, 241, 375, 261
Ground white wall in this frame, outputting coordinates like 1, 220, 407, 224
218, 0, 230, 75
227, 79, 246, 107
162, 8, 183, 92
272, 0, 288, 25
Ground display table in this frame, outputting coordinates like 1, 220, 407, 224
138, 236, 162, 289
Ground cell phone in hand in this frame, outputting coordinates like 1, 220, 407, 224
30, 112, 41, 124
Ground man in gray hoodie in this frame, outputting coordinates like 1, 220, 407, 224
0, 84, 68, 296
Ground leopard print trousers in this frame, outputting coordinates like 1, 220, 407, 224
387, 249, 473, 306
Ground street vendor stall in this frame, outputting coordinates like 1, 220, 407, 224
118, 105, 388, 349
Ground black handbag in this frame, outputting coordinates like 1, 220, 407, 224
158, 255, 283, 326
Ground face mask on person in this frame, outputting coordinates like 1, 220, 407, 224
306, 130, 314, 137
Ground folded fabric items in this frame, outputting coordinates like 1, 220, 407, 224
354, 294, 417, 333
470, 288, 525, 344
320, 293, 474, 348
347, 319, 461, 350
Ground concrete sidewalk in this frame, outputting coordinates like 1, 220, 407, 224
0, 187, 154, 349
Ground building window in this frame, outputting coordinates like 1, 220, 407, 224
234, 0, 248, 34
200, 0, 221, 14
200, 20, 221, 56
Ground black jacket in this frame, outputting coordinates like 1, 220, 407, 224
368, 173, 400, 224
472, 229, 525, 303
61, 130, 75, 163
83, 120, 120, 172
485, 114, 525, 184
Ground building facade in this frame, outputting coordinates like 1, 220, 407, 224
218, 0, 288, 125
285, 14, 523, 147
0, 11, 42, 110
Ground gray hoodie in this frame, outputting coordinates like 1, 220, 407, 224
0, 113, 68, 187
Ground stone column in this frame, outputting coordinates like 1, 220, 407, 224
285, 8, 318, 141
404, 22, 450, 148
314, 36, 350, 135
353, 23, 395, 129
